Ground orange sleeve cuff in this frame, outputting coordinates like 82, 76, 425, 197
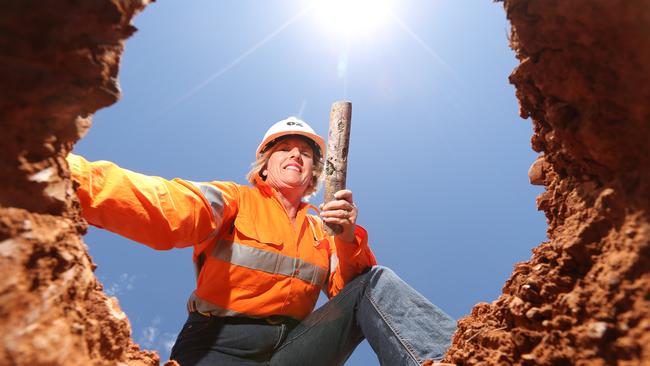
325, 224, 378, 298
66, 153, 89, 189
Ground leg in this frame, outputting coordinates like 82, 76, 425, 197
271, 266, 456, 366
358, 266, 456, 365
270, 270, 366, 366
170, 313, 285, 365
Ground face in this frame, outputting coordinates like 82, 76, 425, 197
262, 137, 315, 194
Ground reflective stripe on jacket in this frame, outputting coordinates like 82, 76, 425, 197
67, 154, 377, 320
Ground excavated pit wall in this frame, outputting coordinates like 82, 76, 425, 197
0, 1, 161, 365
444, 1, 650, 365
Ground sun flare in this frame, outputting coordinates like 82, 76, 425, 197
310, 0, 393, 39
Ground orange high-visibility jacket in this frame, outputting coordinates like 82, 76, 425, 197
67, 154, 377, 320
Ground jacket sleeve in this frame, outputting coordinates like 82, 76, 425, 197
67, 153, 239, 250
324, 225, 377, 299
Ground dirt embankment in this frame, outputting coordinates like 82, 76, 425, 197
0, 1, 161, 365
444, 1, 650, 365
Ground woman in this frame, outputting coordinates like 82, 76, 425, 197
67, 117, 456, 366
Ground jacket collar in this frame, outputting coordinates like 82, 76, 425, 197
254, 180, 313, 215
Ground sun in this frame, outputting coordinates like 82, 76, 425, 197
309, 0, 394, 39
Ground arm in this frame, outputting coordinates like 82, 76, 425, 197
324, 225, 377, 298
320, 190, 377, 298
67, 153, 237, 250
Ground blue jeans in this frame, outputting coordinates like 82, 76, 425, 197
170, 266, 456, 365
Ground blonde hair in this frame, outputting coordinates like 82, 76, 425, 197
246, 136, 323, 198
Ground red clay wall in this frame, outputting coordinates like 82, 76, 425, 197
444, 1, 650, 365
0, 1, 160, 364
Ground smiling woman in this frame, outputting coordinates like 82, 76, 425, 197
309, 0, 394, 39
67, 115, 457, 365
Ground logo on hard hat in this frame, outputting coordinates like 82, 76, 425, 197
286, 121, 304, 127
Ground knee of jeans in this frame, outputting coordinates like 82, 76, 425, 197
366, 265, 400, 288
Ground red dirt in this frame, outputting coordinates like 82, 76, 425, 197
443, 1, 650, 365
0, 1, 166, 364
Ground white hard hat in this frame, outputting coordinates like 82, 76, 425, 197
256, 117, 325, 158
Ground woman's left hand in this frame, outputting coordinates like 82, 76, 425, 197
319, 189, 358, 243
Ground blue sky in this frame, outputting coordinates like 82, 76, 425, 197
74, 1, 546, 364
